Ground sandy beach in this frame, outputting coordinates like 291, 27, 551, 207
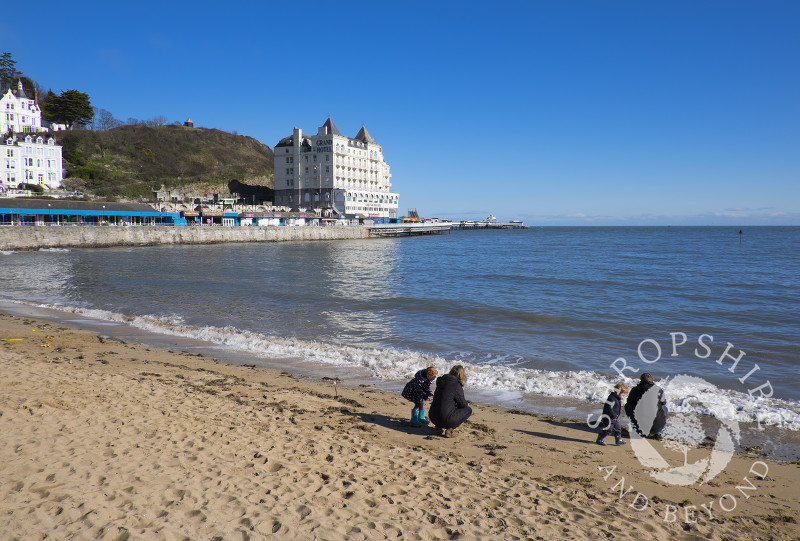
1, 312, 798, 540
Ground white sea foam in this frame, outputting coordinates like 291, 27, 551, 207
36, 303, 800, 431
1, 250, 15, 255
38, 247, 70, 252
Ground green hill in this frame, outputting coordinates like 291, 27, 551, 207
53, 124, 274, 200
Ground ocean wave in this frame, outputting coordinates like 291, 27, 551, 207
29, 302, 800, 431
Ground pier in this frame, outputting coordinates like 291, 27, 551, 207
367, 222, 452, 237
367, 221, 529, 236
451, 221, 528, 230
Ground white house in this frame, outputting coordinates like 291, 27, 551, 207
1, 80, 44, 135
1, 80, 64, 191
1, 134, 63, 191
273, 118, 398, 220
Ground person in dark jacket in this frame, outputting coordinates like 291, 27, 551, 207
625, 373, 668, 440
401, 366, 438, 426
596, 383, 628, 446
428, 365, 472, 438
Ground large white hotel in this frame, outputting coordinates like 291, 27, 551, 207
1, 80, 63, 191
273, 118, 398, 219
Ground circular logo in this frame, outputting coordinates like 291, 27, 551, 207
629, 375, 740, 486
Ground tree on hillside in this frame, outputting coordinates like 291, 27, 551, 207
95, 108, 122, 131
0, 52, 20, 89
42, 89, 93, 129
0, 53, 44, 100
143, 115, 168, 127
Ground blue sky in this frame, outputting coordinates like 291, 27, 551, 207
3, 1, 799, 224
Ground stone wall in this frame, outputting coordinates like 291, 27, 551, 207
0, 225, 370, 250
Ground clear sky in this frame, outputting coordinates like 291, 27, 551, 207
3, 1, 799, 225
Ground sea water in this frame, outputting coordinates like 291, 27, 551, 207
1, 226, 799, 439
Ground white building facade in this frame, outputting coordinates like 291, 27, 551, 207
1, 80, 64, 191
1, 134, 63, 190
273, 118, 398, 219
1, 80, 43, 135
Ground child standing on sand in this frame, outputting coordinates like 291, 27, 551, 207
401, 367, 438, 426
596, 383, 628, 446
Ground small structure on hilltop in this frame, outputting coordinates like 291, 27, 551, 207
184, 117, 194, 128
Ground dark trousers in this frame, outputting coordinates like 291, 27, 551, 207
412, 399, 425, 410
435, 406, 472, 429
598, 417, 621, 439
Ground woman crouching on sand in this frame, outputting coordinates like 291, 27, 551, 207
429, 365, 472, 438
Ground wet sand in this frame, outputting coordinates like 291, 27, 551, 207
1, 312, 798, 540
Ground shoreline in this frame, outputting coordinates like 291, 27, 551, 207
2, 311, 799, 539
4, 298, 800, 464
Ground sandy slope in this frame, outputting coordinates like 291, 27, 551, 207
1, 313, 798, 540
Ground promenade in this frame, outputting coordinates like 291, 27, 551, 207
0, 225, 369, 251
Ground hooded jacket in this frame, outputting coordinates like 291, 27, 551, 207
428, 373, 469, 428
401, 369, 434, 404
601, 391, 623, 421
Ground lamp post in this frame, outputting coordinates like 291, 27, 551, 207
48, 203, 51, 225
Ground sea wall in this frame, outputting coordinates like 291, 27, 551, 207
0, 225, 370, 250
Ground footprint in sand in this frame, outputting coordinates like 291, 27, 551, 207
297, 505, 312, 520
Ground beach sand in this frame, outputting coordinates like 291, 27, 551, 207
1, 312, 798, 540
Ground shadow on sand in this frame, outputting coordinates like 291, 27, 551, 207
516, 418, 631, 444
344, 410, 441, 437
516, 429, 591, 444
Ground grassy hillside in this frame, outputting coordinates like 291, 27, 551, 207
53, 125, 274, 199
